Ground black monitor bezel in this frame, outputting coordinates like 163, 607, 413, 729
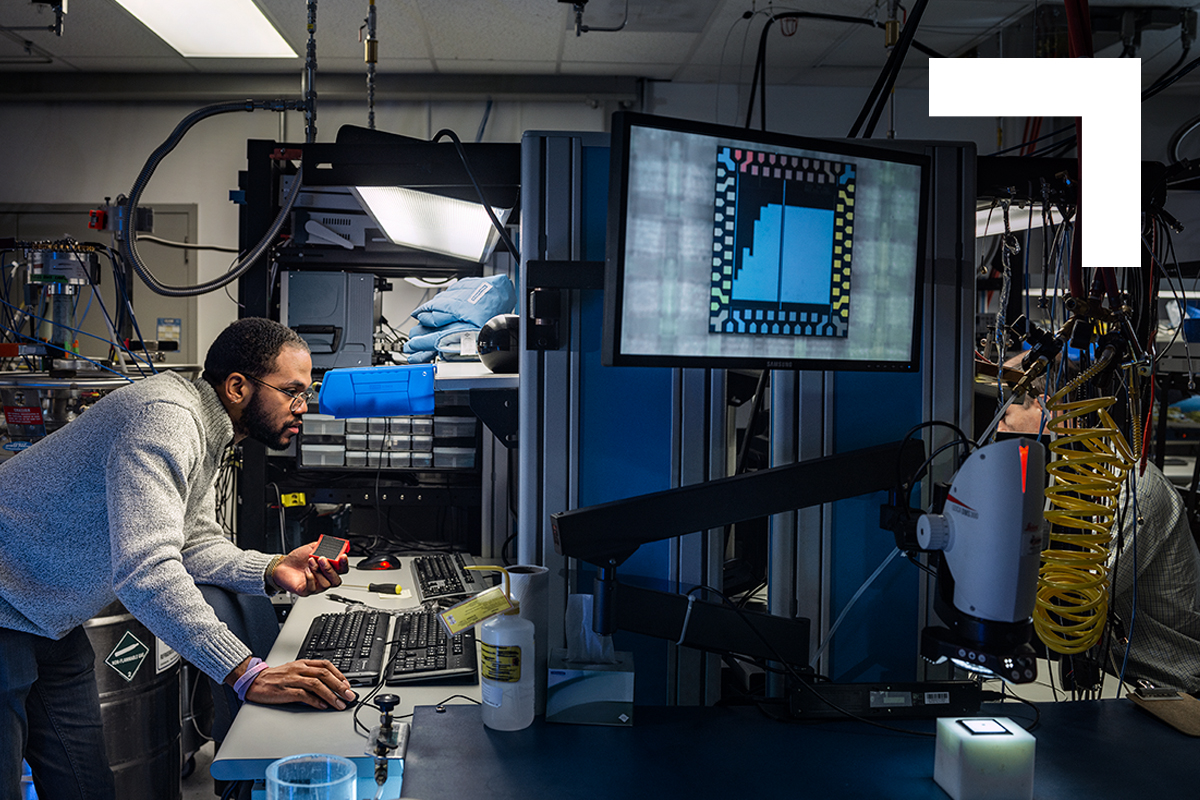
603, 111, 931, 372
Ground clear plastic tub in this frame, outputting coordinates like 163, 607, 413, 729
300, 444, 345, 467
301, 413, 344, 436
434, 417, 478, 437
434, 446, 476, 468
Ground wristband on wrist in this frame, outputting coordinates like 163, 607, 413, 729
234, 657, 270, 703
264, 554, 285, 593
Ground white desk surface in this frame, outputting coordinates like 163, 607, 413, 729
211, 560, 481, 783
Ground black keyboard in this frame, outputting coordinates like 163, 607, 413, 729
412, 553, 482, 602
298, 609, 390, 687
385, 606, 477, 685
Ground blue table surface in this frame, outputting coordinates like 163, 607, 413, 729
400, 698, 1191, 799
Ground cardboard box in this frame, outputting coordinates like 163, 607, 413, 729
546, 648, 634, 726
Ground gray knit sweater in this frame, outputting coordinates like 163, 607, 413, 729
0, 371, 272, 682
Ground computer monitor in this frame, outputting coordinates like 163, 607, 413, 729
603, 112, 930, 371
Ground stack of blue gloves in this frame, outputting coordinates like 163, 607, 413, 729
402, 274, 516, 363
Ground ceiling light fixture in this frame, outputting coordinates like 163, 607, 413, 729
112, 0, 297, 58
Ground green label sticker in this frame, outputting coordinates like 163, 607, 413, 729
105, 631, 149, 682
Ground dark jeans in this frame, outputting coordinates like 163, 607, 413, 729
0, 625, 116, 800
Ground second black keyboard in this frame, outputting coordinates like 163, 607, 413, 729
384, 606, 477, 685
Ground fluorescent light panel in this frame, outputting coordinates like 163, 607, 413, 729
352, 186, 511, 263
113, 0, 296, 58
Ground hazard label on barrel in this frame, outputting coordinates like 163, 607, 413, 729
105, 631, 149, 682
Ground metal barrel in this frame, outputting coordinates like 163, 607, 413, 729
83, 601, 182, 800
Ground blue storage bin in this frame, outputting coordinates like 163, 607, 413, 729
318, 365, 436, 418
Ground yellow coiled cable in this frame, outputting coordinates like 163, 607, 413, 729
1035, 354, 1134, 655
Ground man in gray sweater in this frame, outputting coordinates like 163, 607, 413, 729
0, 317, 356, 800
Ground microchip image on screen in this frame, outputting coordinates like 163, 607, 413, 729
711, 146, 855, 340
604, 112, 929, 372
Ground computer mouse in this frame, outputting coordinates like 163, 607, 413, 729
278, 694, 358, 712
355, 553, 402, 571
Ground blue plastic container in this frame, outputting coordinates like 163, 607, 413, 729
318, 365, 436, 418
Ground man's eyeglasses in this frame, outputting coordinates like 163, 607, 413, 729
246, 375, 317, 412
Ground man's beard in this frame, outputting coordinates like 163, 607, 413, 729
241, 391, 297, 450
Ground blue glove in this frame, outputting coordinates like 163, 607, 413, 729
412, 274, 516, 329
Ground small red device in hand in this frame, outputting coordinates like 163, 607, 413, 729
312, 534, 350, 562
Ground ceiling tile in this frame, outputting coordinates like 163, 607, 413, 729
418, 1, 565, 65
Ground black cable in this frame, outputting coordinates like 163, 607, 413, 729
905, 438, 972, 507
429, 128, 521, 262
684, 585, 935, 737
735, 578, 768, 609
985, 125, 1076, 157
96, 241, 156, 373
352, 632, 409, 738
905, 550, 936, 577
981, 688, 1042, 732
60, 240, 155, 374
852, 0, 932, 139
1143, 54, 1200, 101
743, 10, 945, 131
120, 99, 306, 298
1036, 137, 1078, 159
136, 234, 240, 253
1152, 42, 1191, 90
398, 693, 481, 720
896, 420, 973, 503
0, 297, 142, 379
218, 778, 246, 800
500, 531, 518, 565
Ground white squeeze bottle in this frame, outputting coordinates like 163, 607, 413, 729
468, 566, 536, 731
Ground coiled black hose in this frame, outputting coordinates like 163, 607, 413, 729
119, 99, 306, 298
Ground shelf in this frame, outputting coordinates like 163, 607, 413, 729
433, 360, 517, 390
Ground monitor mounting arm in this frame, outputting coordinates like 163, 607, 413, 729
551, 439, 924, 667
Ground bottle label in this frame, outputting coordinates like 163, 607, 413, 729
480, 642, 522, 682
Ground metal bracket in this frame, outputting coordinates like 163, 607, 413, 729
469, 388, 518, 448
524, 260, 604, 351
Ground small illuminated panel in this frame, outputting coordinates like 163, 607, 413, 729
933, 717, 1034, 800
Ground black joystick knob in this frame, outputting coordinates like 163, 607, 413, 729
375, 693, 400, 714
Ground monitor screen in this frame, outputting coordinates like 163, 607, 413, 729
603, 112, 930, 371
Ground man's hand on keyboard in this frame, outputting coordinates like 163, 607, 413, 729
272, 541, 349, 596
244, 659, 358, 710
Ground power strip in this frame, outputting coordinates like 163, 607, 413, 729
788, 680, 983, 720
